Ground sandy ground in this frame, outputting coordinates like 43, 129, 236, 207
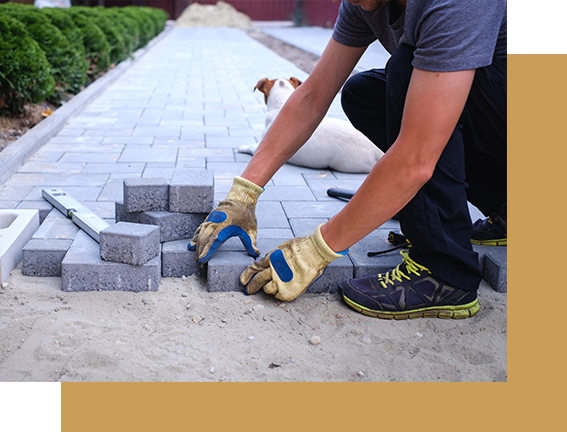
0, 263, 506, 382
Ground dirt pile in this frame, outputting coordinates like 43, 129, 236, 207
175, 1, 253, 29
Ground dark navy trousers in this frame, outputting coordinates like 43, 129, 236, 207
341, 44, 507, 291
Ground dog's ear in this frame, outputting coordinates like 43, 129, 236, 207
254, 78, 269, 93
289, 77, 303, 88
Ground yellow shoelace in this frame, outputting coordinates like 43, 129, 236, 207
377, 250, 431, 289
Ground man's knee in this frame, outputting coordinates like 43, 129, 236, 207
341, 69, 386, 117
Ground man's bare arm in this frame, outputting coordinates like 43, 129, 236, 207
321, 67, 476, 251
241, 39, 367, 187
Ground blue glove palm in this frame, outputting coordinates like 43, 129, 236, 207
240, 224, 348, 301
188, 176, 264, 264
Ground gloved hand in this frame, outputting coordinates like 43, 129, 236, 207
240, 224, 348, 301
188, 176, 264, 263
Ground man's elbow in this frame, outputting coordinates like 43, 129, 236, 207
406, 162, 435, 190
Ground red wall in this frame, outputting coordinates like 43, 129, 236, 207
90, 0, 341, 27
301, 0, 340, 28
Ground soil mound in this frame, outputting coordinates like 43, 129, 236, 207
175, 1, 253, 29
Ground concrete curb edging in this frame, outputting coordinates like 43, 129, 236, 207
0, 23, 174, 186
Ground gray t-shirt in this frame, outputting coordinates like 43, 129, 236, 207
332, 0, 507, 72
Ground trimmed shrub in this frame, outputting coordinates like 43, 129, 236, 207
70, 6, 127, 65
0, 3, 83, 104
121, 6, 157, 47
0, 4, 166, 116
148, 7, 168, 37
40, 6, 89, 95
104, 7, 141, 55
67, 7, 111, 78
0, 14, 54, 115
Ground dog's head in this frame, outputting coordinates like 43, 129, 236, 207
254, 77, 303, 106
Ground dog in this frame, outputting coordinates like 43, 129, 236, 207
238, 77, 383, 173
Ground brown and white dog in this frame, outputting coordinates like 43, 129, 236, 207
238, 77, 383, 173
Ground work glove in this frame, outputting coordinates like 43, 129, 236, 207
240, 224, 348, 301
188, 176, 264, 264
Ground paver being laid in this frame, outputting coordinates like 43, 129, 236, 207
116, 203, 207, 243
161, 239, 200, 278
99, 221, 161, 266
123, 178, 169, 212
169, 169, 214, 213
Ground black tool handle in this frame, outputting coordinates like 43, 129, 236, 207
327, 187, 356, 200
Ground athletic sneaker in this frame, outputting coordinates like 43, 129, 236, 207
471, 202, 507, 246
340, 250, 480, 320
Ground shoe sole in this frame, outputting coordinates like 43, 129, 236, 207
470, 238, 507, 246
343, 296, 480, 320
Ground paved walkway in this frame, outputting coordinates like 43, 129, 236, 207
255, 22, 391, 70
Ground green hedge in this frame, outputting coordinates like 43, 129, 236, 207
0, 3, 84, 105
66, 7, 112, 77
70, 6, 127, 66
0, 3, 168, 116
0, 14, 54, 116
40, 6, 89, 94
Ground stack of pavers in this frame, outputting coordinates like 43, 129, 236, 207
21, 169, 214, 292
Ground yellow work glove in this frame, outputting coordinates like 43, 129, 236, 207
240, 224, 348, 301
188, 176, 264, 263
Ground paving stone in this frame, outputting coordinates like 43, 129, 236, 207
82, 163, 145, 175
288, 218, 328, 238
20, 210, 80, 276
309, 256, 354, 294
207, 239, 281, 293
143, 168, 176, 179
161, 239, 201, 278
261, 185, 316, 202
99, 222, 160, 266
31, 212, 79, 240
176, 158, 206, 169
59, 152, 120, 163
256, 228, 294, 240
115, 201, 130, 223
282, 201, 347, 219
348, 228, 405, 278
24, 186, 102, 202
62, 231, 161, 292
15, 200, 53, 223
123, 178, 169, 212
116, 204, 207, 242
206, 238, 354, 294
83, 128, 133, 137
81, 201, 115, 219
22, 239, 73, 277
0, 201, 19, 210
168, 169, 214, 213
256, 202, 290, 229
474, 245, 507, 293
119, 145, 178, 163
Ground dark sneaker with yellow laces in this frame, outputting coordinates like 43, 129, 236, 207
471, 202, 507, 246
340, 250, 479, 320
